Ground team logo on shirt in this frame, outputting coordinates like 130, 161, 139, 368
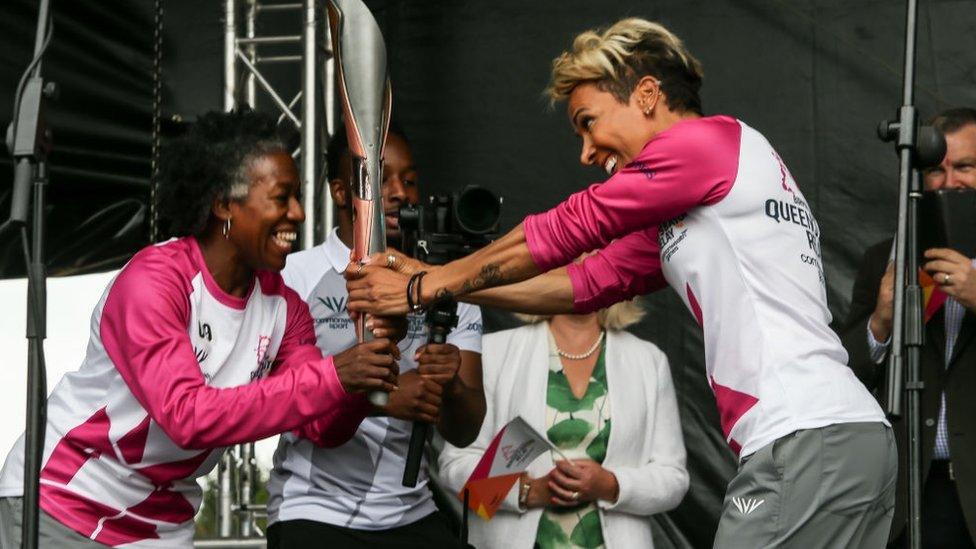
312, 295, 355, 330
731, 497, 765, 515
317, 296, 347, 314
250, 335, 274, 381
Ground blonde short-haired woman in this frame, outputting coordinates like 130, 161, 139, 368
439, 301, 688, 549
350, 17, 895, 547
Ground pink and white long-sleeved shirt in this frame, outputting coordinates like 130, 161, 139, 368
0, 237, 368, 547
525, 115, 885, 458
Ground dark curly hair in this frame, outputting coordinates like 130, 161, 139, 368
156, 109, 288, 237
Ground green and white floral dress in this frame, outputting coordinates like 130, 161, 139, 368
535, 331, 611, 549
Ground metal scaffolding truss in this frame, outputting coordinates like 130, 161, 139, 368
222, 0, 335, 250
198, 1, 336, 547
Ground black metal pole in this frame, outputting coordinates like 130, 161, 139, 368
880, 0, 924, 547
402, 406, 431, 487
6, 1, 53, 547
402, 302, 458, 487
21, 163, 48, 549
886, 0, 919, 418
905, 168, 924, 549
461, 488, 470, 546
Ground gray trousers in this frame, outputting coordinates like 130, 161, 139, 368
714, 422, 897, 549
0, 497, 107, 549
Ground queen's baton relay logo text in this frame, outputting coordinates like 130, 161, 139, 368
659, 214, 688, 262
763, 153, 825, 284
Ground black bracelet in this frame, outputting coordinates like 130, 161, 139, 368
416, 271, 427, 310
406, 272, 418, 311
406, 271, 427, 313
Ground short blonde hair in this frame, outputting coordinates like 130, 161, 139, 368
546, 17, 704, 114
515, 298, 646, 331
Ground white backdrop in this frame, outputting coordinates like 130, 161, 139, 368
0, 272, 277, 469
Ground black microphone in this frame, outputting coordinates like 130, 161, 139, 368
402, 302, 458, 487
8, 158, 34, 227
7, 77, 52, 226
878, 120, 946, 170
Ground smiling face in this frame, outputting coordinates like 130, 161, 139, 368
225, 150, 305, 271
568, 81, 658, 176
924, 123, 976, 190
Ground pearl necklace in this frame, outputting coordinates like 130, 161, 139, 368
555, 331, 605, 360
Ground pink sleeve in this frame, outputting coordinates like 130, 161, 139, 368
99, 251, 355, 450
524, 116, 741, 271
270, 283, 371, 447
292, 399, 371, 448
567, 227, 668, 313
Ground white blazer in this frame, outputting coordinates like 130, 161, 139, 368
439, 322, 688, 549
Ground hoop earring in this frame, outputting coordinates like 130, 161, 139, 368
222, 217, 232, 239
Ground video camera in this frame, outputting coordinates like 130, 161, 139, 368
398, 185, 503, 265
397, 185, 502, 492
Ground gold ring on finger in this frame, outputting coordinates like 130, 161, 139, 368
387, 254, 396, 268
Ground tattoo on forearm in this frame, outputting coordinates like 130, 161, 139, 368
434, 263, 507, 306
459, 263, 505, 295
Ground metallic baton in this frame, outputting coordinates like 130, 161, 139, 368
327, 0, 393, 406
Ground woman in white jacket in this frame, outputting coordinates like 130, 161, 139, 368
439, 301, 688, 549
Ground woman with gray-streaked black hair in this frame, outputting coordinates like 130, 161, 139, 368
0, 109, 402, 548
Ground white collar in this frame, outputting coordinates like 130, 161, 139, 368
323, 227, 352, 273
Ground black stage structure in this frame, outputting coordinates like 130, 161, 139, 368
3, 1, 976, 547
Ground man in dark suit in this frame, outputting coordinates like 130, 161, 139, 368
841, 107, 976, 548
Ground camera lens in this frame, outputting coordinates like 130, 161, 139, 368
454, 186, 501, 235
